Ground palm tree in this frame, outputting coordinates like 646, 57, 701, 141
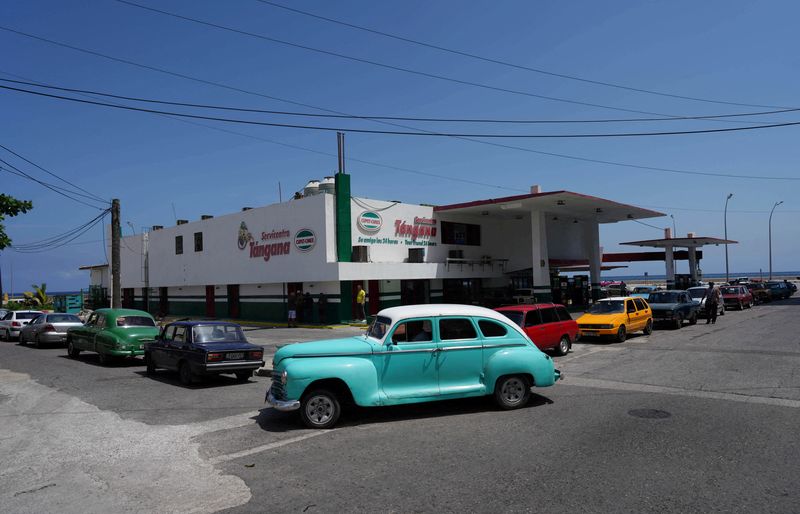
23, 283, 50, 308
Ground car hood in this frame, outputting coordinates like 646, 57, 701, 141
649, 303, 679, 310
273, 337, 373, 365
194, 341, 262, 352
576, 313, 624, 324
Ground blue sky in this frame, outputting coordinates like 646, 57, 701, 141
2, 0, 799, 292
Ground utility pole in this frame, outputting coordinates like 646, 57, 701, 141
723, 193, 733, 283
111, 198, 121, 308
768, 201, 783, 280
143, 229, 150, 312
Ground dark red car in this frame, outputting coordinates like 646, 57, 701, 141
720, 285, 754, 310
495, 304, 578, 356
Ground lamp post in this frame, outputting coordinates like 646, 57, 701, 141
724, 193, 733, 283
670, 214, 676, 236
769, 201, 783, 280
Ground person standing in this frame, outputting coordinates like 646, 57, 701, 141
318, 292, 327, 324
287, 291, 297, 328
355, 284, 366, 322
703, 282, 721, 324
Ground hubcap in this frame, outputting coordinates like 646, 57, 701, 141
560, 338, 569, 352
501, 378, 525, 405
305, 395, 334, 425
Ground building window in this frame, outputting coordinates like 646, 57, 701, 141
441, 221, 481, 246
175, 235, 183, 255
194, 232, 203, 252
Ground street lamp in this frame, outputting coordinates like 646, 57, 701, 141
670, 214, 676, 236
769, 201, 783, 280
724, 193, 733, 283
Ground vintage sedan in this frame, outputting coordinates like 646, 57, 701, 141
720, 285, 754, 310
66, 308, 158, 365
576, 297, 653, 342
495, 303, 578, 356
266, 305, 561, 429
744, 282, 771, 304
19, 313, 83, 347
647, 290, 699, 329
144, 321, 264, 385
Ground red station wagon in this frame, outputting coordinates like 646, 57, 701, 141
720, 285, 754, 310
495, 304, 578, 356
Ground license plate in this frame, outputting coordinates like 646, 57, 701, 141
227, 352, 244, 360
582, 330, 598, 335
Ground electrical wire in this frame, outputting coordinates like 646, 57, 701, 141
254, 0, 790, 110
2, 77, 796, 125
631, 219, 666, 231
11, 209, 110, 253
6, 83, 800, 138
112, 0, 744, 120
0, 159, 109, 209
0, 165, 108, 205
2, 29, 797, 182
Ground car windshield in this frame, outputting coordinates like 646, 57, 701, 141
688, 288, 706, 299
500, 311, 524, 327
48, 314, 81, 323
193, 324, 245, 343
649, 292, 681, 304
587, 301, 625, 314
16, 312, 40, 320
721, 287, 739, 294
366, 315, 391, 340
632, 287, 652, 294
116, 316, 156, 327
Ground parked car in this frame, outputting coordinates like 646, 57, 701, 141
765, 281, 792, 300
0, 308, 8, 319
19, 313, 83, 347
0, 310, 43, 341
687, 287, 725, 317
576, 297, 653, 342
720, 285, 754, 310
647, 290, 699, 329
66, 308, 158, 365
630, 285, 660, 300
266, 304, 562, 429
786, 280, 798, 294
144, 321, 264, 385
744, 282, 771, 304
495, 303, 578, 356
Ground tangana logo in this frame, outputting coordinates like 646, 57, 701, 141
294, 228, 316, 252
357, 211, 382, 233
237, 221, 254, 250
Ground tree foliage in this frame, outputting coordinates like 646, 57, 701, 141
0, 194, 33, 250
23, 283, 51, 308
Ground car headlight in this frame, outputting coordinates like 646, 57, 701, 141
281, 370, 288, 385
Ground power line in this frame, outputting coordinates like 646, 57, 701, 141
254, 0, 790, 111
113, 0, 737, 120
3, 76, 796, 125
2, 28, 796, 182
0, 165, 108, 205
631, 219, 666, 231
11, 208, 110, 253
7, 83, 800, 138
0, 159, 108, 209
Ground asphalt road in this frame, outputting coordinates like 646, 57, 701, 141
1, 298, 798, 513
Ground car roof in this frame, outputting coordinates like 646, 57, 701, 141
651, 290, 688, 294
379, 304, 515, 321
95, 308, 154, 317
495, 303, 565, 312
167, 321, 240, 327
601, 296, 637, 301
14, 310, 43, 314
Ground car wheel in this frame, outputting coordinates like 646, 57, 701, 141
145, 353, 156, 376
235, 370, 252, 382
737, 301, 743, 311
643, 319, 653, 335
494, 375, 531, 410
689, 312, 698, 325
673, 316, 682, 330
18, 332, 26, 345
67, 339, 81, 358
300, 389, 341, 429
616, 325, 627, 342
97, 351, 112, 366
2, 329, 9, 342
179, 361, 195, 386
34, 334, 41, 348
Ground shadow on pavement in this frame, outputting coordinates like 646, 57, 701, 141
575, 333, 645, 346
132, 370, 259, 389
57, 354, 144, 367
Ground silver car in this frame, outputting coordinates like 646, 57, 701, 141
0, 310, 44, 341
19, 313, 84, 347
687, 287, 725, 317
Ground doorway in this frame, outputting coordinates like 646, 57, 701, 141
205, 285, 215, 318
227, 284, 240, 318
400, 279, 430, 305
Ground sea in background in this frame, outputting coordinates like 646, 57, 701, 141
601, 271, 800, 282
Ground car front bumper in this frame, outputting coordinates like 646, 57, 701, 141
266, 389, 301, 412
106, 349, 146, 357
201, 360, 264, 373
578, 327, 617, 337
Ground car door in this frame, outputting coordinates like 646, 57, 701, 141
378, 318, 439, 399
537, 307, 561, 349
151, 325, 175, 368
522, 309, 546, 349
436, 317, 484, 395
74, 313, 97, 349
165, 325, 189, 370
625, 299, 642, 331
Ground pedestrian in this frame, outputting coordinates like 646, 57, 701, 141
619, 281, 627, 296
287, 291, 297, 328
702, 281, 721, 324
356, 284, 366, 322
303, 292, 313, 323
318, 292, 327, 324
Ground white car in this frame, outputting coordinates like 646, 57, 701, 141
687, 287, 725, 317
0, 310, 44, 341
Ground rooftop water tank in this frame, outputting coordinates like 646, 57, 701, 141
303, 180, 320, 196
319, 176, 335, 194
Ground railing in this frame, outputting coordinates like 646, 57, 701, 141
445, 257, 509, 272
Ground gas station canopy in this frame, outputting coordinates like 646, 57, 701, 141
621, 236, 737, 248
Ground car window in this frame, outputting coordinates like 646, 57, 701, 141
193, 324, 245, 343
478, 319, 507, 338
524, 310, 542, 327
626, 300, 637, 313
2, 311, 12, 320
367, 316, 391, 340
438, 318, 477, 341
16, 312, 40, 320
96, 315, 107, 329
633, 298, 647, 311
48, 314, 81, 323
116, 316, 156, 327
555, 307, 572, 322
162, 325, 176, 341
500, 311, 523, 328
30, 315, 44, 324
173, 326, 187, 343
391, 319, 433, 344
539, 308, 559, 324
85, 313, 98, 326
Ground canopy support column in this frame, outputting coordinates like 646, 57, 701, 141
531, 210, 552, 302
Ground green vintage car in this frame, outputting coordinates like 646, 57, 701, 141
266, 304, 562, 428
66, 308, 159, 365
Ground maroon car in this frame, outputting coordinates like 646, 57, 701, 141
495, 303, 578, 356
720, 285, 754, 310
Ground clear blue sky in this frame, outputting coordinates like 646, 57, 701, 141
2, 0, 799, 292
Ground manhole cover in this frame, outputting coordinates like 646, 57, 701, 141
628, 408, 671, 419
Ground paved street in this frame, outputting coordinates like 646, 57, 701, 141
1, 299, 798, 513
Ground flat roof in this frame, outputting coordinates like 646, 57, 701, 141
79, 264, 109, 270
621, 236, 737, 248
434, 190, 664, 223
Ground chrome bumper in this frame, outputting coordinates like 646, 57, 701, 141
266, 390, 300, 412
554, 368, 563, 381
204, 360, 264, 371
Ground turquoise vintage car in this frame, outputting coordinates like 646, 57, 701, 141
266, 305, 562, 428
66, 308, 159, 365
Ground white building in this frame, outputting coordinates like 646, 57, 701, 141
112, 174, 663, 323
